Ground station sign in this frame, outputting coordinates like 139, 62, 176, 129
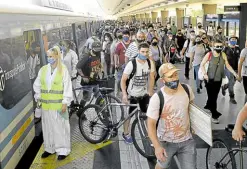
42, 0, 73, 12
222, 13, 240, 22
224, 6, 241, 12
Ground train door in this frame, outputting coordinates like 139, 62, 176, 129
23, 29, 45, 117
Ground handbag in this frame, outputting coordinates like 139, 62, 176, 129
198, 52, 213, 80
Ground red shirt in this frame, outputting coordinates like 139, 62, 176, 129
115, 41, 130, 66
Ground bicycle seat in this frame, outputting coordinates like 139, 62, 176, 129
99, 87, 114, 94
225, 124, 247, 136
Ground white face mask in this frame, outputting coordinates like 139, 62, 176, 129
105, 37, 109, 41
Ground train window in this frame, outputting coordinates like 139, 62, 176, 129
60, 26, 73, 41
76, 23, 87, 47
0, 36, 31, 109
46, 29, 61, 49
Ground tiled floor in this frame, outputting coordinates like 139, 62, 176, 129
30, 63, 247, 169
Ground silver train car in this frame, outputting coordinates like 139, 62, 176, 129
0, 3, 101, 169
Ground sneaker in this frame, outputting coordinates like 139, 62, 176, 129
122, 133, 133, 144
212, 118, 220, 124
230, 98, 237, 104
184, 75, 189, 80
41, 151, 53, 158
221, 86, 226, 96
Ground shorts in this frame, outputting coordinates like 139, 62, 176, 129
128, 94, 150, 114
157, 138, 197, 169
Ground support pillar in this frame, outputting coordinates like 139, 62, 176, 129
176, 8, 184, 29
151, 12, 158, 23
239, 3, 247, 49
161, 10, 168, 24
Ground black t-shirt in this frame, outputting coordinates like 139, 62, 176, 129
224, 46, 241, 71
76, 54, 101, 80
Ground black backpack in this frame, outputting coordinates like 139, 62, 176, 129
156, 83, 190, 128
125, 58, 151, 92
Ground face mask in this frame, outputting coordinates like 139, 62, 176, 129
137, 53, 147, 60
165, 80, 179, 90
229, 40, 237, 46
190, 26, 192, 28
47, 57, 56, 65
105, 37, 109, 41
123, 36, 129, 42
218, 32, 222, 35
169, 36, 173, 40
198, 25, 202, 29
152, 42, 158, 46
93, 50, 101, 56
196, 41, 202, 45
118, 35, 123, 39
137, 39, 144, 43
105, 28, 109, 32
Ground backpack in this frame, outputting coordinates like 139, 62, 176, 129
125, 58, 151, 93
156, 84, 190, 129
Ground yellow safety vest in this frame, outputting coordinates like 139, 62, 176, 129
40, 65, 64, 111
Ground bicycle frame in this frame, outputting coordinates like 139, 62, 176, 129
217, 141, 247, 169
97, 102, 147, 140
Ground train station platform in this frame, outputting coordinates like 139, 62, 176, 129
29, 64, 247, 169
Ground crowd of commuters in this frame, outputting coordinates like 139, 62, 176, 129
32, 20, 247, 169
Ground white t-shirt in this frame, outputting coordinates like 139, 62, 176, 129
240, 48, 247, 76
125, 41, 152, 59
183, 39, 194, 58
147, 85, 195, 143
124, 58, 155, 97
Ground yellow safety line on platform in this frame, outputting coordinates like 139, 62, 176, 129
30, 141, 112, 169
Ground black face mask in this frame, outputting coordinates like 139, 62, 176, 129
118, 35, 123, 39
215, 49, 222, 53
196, 41, 202, 44
137, 39, 144, 43
152, 42, 158, 46
105, 29, 109, 32
92, 50, 101, 56
198, 25, 202, 29
218, 32, 222, 35
190, 26, 192, 28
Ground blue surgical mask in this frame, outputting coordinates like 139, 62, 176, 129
229, 40, 237, 46
165, 80, 179, 89
137, 53, 147, 60
123, 36, 129, 42
47, 57, 56, 65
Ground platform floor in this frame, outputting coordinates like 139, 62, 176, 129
30, 63, 247, 169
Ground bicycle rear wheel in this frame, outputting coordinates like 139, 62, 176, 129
206, 139, 236, 169
78, 104, 108, 144
131, 115, 156, 160
95, 94, 124, 125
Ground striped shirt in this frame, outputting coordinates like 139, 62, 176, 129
125, 41, 152, 59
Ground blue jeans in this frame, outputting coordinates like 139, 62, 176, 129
157, 138, 197, 169
224, 69, 236, 98
194, 65, 200, 89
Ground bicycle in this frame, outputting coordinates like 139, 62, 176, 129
68, 75, 122, 119
206, 124, 247, 169
78, 96, 156, 160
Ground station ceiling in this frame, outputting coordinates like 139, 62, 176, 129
96, 0, 247, 16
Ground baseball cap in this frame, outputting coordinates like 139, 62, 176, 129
91, 41, 102, 52
161, 63, 180, 77
167, 31, 172, 35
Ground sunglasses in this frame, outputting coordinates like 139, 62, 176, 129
215, 45, 223, 48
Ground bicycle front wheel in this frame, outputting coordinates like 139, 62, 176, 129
95, 94, 124, 125
206, 139, 237, 169
131, 115, 156, 160
78, 104, 108, 144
